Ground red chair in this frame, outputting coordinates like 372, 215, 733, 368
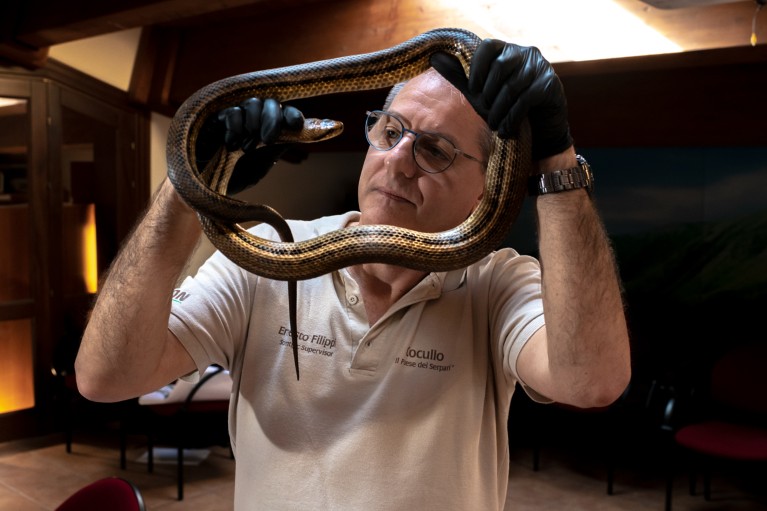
668, 342, 767, 508
55, 477, 146, 511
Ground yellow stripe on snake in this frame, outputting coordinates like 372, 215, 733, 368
166, 28, 532, 379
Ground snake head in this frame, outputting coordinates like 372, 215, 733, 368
282, 118, 344, 143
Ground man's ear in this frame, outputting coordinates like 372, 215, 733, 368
468, 187, 484, 218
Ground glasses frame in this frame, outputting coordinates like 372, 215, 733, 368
364, 110, 487, 174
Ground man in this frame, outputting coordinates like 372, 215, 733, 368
76, 39, 630, 510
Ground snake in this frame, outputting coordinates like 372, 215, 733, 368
166, 27, 532, 380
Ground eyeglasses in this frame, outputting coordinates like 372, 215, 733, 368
364, 110, 486, 174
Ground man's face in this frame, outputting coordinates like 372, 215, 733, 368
357, 70, 488, 233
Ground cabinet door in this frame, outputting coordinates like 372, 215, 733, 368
52, 92, 125, 371
0, 73, 147, 440
0, 88, 35, 415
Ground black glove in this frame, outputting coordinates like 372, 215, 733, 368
430, 39, 573, 161
195, 98, 305, 195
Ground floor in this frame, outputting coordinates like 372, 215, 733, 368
0, 430, 765, 510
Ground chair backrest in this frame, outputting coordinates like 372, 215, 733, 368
184, 364, 225, 406
55, 477, 146, 511
181, 364, 231, 414
710, 342, 767, 416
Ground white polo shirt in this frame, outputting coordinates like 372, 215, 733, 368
169, 211, 545, 511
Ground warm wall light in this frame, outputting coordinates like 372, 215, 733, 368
438, 0, 682, 62
0, 98, 25, 109
0, 319, 35, 414
83, 203, 98, 294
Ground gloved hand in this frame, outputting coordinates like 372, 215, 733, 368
195, 98, 305, 195
430, 39, 573, 161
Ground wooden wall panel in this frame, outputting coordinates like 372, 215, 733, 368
557, 48, 767, 147
164, 0, 491, 108
0, 205, 30, 301
135, 0, 766, 149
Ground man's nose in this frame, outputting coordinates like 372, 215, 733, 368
385, 132, 418, 178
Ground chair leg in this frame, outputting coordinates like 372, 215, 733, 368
606, 462, 614, 495
665, 473, 673, 511
703, 470, 711, 501
119, 422, 127, 470
664, 435, 678, 511
65, 428, 72, 454
605, 437, 618, 496
147, 435, 154, 473
177, 445, 184, 500
65, 397, 73, 454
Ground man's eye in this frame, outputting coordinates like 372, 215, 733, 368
422, 141, 451, 161
384, 126, 401, 139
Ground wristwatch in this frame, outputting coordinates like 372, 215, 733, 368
528, 154, 594, 196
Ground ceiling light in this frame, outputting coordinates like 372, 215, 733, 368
439, 0, 682, 62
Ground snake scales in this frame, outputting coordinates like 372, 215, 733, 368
166, 27, 531, 379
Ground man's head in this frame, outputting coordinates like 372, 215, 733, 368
357, 68, 492, 233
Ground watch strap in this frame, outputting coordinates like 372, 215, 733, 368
528, 154, 593, 196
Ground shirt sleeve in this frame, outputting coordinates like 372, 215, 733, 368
169, 248, 255, 376
486, 250, 552, 403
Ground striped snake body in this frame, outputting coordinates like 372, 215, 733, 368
166, 28, 532, 378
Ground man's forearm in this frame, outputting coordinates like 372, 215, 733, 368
75, 179, 202, 401
535, 151, 631, 407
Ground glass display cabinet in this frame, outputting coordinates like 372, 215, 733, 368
0, 63, 148, 441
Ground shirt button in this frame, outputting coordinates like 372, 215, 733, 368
348, 295, 359, 305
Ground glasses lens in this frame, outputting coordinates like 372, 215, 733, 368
365, 111, 402, 150
414, 134, 457, 174
364, 110, 460, 174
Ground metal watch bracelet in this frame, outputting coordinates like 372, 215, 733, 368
528, 154, 594, 196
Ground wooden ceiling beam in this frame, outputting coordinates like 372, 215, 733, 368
128, 26, 180, 111
2, 0, 764, 71
11, 0, 271, 48
154, 0, 492, 109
